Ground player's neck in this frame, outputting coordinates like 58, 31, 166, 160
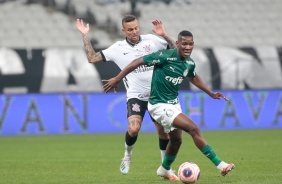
126, 37, 141, 46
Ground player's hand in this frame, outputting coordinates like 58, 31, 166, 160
211, 92, 229, 101
76, 19, 90, 34
102, 78, 119, 93
152, 19, 167, 37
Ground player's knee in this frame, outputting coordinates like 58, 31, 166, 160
128, 125, 141, 136
157, 130, 169, 140
127, 116, 142, 136
154, 121, 168, 139
170, 137, 182, 148
189, 125, 201, 137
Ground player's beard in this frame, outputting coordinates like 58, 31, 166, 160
129, 34, 139, 44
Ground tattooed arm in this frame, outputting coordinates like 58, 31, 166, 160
151, 19, 176, 49
76, 19, 103, 63
161, 34, 176, 49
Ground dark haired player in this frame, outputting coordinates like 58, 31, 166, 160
77, 15, 177, 178
103, 30, 235, 180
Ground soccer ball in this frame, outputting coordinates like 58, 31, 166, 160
178, 162, 200, 184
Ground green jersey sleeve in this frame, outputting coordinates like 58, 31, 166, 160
186, 58, 196, 78
143, 50, 166, 66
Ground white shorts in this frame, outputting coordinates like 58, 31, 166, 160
148, 102, 182, 133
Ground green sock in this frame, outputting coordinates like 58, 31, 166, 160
201, 144, 222, 166
162, 153, 176, 170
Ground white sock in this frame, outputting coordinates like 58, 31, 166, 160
160, 150, 166, 163
125, 143, 134, 155
216, 161, 228, 170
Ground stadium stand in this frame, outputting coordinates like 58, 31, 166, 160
0, 0, 114, 48
0, 0, 281, 48
0, 0, 282, 92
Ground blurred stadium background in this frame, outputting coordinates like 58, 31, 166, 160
1, 2, 282, 183
0, 0, 282, 93
1, 0, 281, 48
0, 0, 282, 136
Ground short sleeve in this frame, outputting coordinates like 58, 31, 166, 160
187, 59, 196, 78
148, 34, 168, 50
187, 70, 196, 78
143, 50, 165, 66
100, 42, 118, 62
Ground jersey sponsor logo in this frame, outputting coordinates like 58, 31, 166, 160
165, 76, 183, 85
170, 66, 175, 72
186, 60, 194, 65
123, 52, 129, 55
167, 98, 179, 104
151, 59, 160, 64
167, 57, 177, 61
132, 103, 141, 112
138, 93, 150, 99
133, 65, 154, 73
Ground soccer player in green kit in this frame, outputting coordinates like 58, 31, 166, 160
103, 30, 235, 180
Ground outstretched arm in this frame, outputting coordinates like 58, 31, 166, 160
151, 19, 176, 48
76, 19, 103, 63
102, 57, 145, 93
189, 74, 229, 101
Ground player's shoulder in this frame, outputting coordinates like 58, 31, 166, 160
140, 34, 159, 40
185, 57, 196, 66
112, 39, 127, 46
106, 39, 127, 49
162, 48, 176, 55
186, 57, 195, 62
152, 48, 174, 56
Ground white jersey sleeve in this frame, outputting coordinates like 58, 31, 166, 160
100, 34, 168, 101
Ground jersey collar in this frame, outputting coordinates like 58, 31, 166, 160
125, 36, 141, 47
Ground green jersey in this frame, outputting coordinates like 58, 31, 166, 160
143, 48, 196, 105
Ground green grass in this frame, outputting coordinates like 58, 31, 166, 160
0, 129, 282, 184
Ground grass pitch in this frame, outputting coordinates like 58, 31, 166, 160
0, 129, 281, 184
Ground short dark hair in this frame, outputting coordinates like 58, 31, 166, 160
178, 30, 193, 37
122, 15, 137, 24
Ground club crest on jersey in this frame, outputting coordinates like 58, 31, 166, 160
132, 103, 141, 112
143, 44, 151, 54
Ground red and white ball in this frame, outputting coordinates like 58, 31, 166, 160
178, 162, 200, 184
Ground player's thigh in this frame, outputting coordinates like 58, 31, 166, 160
173, 113, 199, 133
149, 111, 168, 137
153, 121, 169, 139
127, 98, 147, 127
